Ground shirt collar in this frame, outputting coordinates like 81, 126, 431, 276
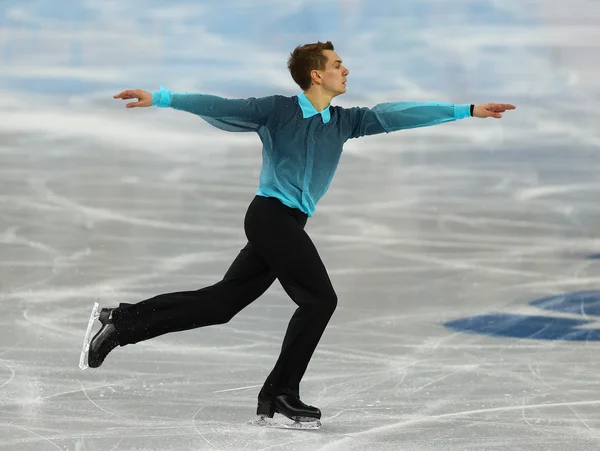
297, 92, 331, 124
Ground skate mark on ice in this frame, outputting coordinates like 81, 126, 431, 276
78, 381, 183, 428
0, 226, 59, 256
527, 359, 597, 436
410, 368, 462, 395
520, 396, 550, 436
32, 179, 240, 235
316, 399, 600, 451
314, 381, 327, 405
213, 383, 262, 394
107, 437, 124, 451
0, 360, 15, 389
0, 338, 23, 358
515, 183, 600, 202
23, 308, 82, 339
257, 434, 327, 451
311, 366, 416, 409
34, 382, 123, 403
80, 381, 129, 422
0, 422, 63, 451
28, 370, 168, 406
428, 331, 464, 354
192, 405, 221, 450
568, 406, 596, 436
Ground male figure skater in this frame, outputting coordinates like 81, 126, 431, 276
85, 41, 515, 425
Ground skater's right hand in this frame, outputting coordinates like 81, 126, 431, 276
113, 89, 152, 108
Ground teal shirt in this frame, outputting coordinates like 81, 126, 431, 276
152, 86, 472, 216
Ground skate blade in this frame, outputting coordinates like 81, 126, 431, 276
79, 302, 100, 370
249, 414, 321, 430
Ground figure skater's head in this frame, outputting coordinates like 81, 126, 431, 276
288, 41, 349, 97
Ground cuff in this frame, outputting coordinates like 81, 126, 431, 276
453, 104, 472, 120
151, 85, 173, 108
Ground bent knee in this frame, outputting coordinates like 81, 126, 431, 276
318, 291, 338, 316
291, 285, 338, 315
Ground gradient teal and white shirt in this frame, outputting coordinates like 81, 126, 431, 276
152, 87, 472, 216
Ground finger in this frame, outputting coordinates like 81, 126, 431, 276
482, 109, 502, 118
125, 101, 141, 108
120, 94, 140, 101
113, 90, 132, 99
114, 90, 138, 99
486, 105, 504, 113
490, 103, 515, 111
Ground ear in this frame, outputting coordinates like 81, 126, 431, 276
310, 69, 322, 85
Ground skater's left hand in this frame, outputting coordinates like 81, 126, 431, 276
473, 103, 516, 119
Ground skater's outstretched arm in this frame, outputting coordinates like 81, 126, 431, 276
344, 101, 516, 139
113, 87, 278, 132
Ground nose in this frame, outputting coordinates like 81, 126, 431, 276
343, 66, 349, 76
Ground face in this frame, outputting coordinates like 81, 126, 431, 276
313, 50, 349, 96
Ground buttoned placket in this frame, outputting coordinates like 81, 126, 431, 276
301, 117, 322, 211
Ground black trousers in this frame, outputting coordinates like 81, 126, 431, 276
111, 195, 338, 397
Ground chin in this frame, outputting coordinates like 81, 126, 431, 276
330, 86, 347, 98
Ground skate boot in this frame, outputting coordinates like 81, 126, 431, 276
254, 392, 322, 429
88, 308, 119, 368
98, 307, 113, 325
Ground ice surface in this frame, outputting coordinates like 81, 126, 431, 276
2, 1, 600, 450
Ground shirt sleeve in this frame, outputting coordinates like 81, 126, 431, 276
151, 86, 278, 133
344, 101, 472, 140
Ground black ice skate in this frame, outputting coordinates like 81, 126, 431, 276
79, 302, 119, 370
252, 393, 322, 429
98, 307, 114, 325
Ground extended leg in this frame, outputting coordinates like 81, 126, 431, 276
113, 242, 275, 345
87, 241, 275, 368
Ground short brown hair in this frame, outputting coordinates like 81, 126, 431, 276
287, 41, 335, 90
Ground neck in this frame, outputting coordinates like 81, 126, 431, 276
303, 86, 334, 112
